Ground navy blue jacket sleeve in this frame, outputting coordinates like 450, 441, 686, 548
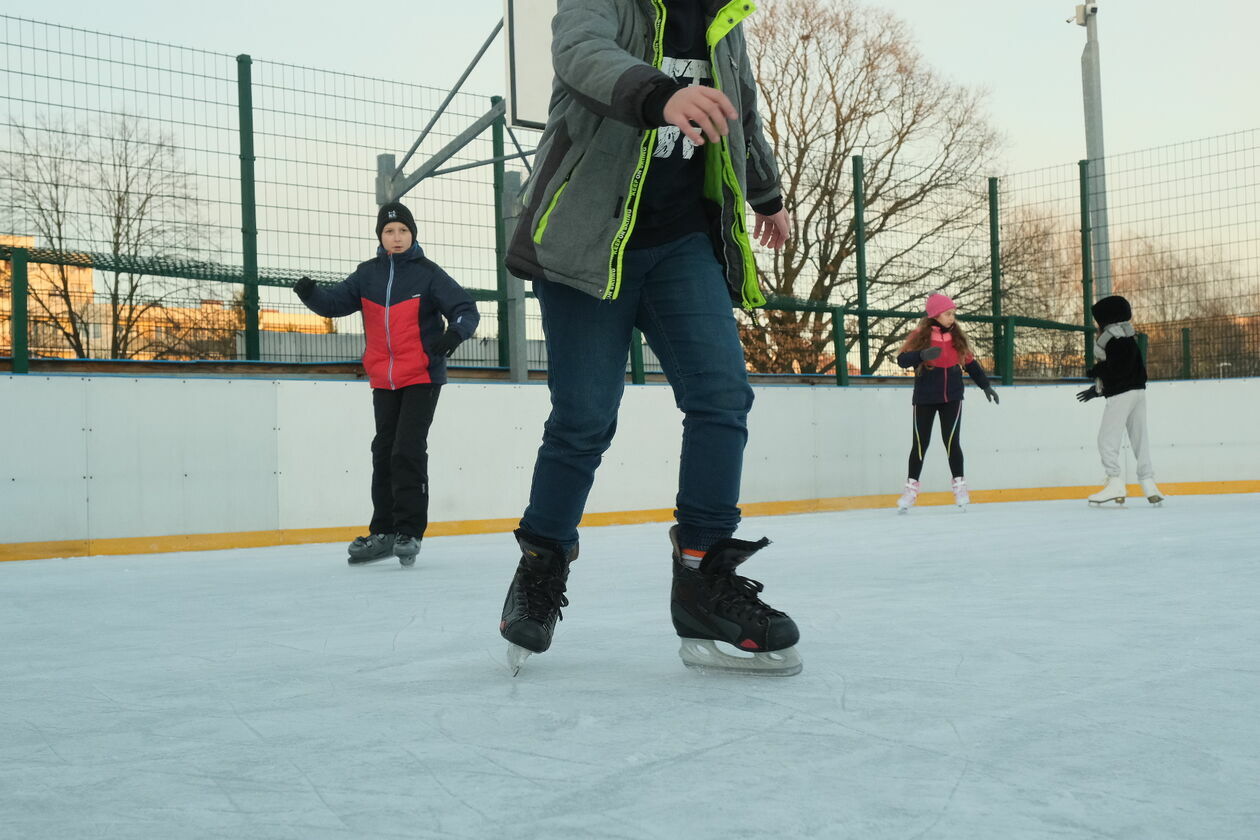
964, 358, 991, 390
428, 269, 480, 340
297, 269, 362, 318
897, 350, 923, 368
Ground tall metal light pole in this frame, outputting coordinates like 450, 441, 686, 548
1075, 3, 1113, 298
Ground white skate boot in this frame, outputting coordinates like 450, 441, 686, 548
896, 479, 921, 514
1140, 479, 1165, 506
951, 476, 970, 510
1088, 476, 1128, 506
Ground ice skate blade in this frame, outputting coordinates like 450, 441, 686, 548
678, 638, 803, 677
506, 644, 533, 677
1088, 497, 1125, 507
347, 556, 390, 566
1147, 495, 1164, 506
398, 555, 416, 568
896, 506, 910, 515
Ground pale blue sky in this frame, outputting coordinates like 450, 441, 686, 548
4, 0, 1258, 172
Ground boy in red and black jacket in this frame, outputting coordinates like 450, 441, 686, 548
294, 201, 479, 566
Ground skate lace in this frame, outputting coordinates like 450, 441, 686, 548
522, 575, 569, 622
713, 573, 785, 623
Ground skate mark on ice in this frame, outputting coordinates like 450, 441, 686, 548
479, 742, 602, 770
228, 698, 269, 744
401, 745, 497, 824
24, 721, 70, 764
954, 652, 966, 679
289, 759, 353, 831
209, 775, 252, 817
907, 719, 972, 840
391, 613, 416, 651
91, 682, 156, 712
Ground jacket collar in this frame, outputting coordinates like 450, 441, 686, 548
377, 242, 424, 261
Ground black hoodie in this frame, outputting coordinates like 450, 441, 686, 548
1086, 295, 1146, 397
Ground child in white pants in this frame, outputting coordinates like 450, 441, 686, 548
1076, 295, 1164, 504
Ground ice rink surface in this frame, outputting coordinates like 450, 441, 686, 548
3, 494, 1258, 839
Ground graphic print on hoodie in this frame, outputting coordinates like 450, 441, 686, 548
631, 0, 712, 249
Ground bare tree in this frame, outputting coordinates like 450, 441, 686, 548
996, 203, 1258, 378
3, 115, 200, 359
3, 120, 92, 356
90, 116, 199, 358
742, 0, 1000, 374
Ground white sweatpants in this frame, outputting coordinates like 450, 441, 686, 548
1097, 389, 1155, 480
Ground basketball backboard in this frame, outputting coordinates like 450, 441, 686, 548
504, 0, 555, 130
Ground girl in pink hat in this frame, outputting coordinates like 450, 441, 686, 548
894, 293, 999, 512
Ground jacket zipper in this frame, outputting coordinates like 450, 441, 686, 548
710, 1, 756, 311
385, 254, 397, 389
605, 0, 667, 301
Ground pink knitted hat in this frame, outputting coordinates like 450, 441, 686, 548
925, 293, 956, 319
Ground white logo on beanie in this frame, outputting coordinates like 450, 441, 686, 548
388, 210, 397, 219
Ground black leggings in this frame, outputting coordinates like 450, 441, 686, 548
907, 402, 964, 481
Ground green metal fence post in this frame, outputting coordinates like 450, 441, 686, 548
852, 156, 870, 375
831, 308, 849, 386
1136, 332, 1148, 364
11, 248, 29, 374
988, 176, 1003, 375
1181, 327, 1192, 379
492, 96, 509, 369
236, 54, 261, 361
1002, 316, 1015, 386
629, 328, 646, 384
1079, 159, 1095, 371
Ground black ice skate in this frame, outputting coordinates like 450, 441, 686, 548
394, 534, 420, 567
669, 526, 802, 676
499, 529, 577, 675
347, 533, 395, 565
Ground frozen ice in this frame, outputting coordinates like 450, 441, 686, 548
2, 494, 1258, 839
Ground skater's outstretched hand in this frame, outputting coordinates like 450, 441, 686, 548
921, 346, 943, 361
293, 276, 315, 299
983, 386, 1000, 404
1076, 386, 1100, 402
430, 329, 463, 358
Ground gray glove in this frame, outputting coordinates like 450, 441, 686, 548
921, 346, 942, 361
1076, 386, 1100, 402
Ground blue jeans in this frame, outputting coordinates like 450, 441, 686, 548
521, 232, 754, 551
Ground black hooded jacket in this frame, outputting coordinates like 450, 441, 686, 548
1087, 295, 1146, 397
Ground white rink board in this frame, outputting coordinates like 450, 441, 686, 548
0, 375, 1256, 544
0, 376, 89, 541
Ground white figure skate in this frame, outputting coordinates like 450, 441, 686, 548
951, 476, 970, 510
1088, 476, 1128, 507
896, 479, 921, 514
1140, 479, 1165, 506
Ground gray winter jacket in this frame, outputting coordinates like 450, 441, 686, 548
506, 0, 782, 309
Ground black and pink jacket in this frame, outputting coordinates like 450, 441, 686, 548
897, 324, 991, 405
297, 244, 479, 389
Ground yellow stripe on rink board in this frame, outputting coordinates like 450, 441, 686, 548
3, 480, 1257, 563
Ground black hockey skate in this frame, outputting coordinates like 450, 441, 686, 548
347, 533, 395, 565
670, 526, 802, 676
500, 529, 577, 675
394, 534, 420, 567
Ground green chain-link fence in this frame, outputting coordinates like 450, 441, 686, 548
3, 15, 1257, 384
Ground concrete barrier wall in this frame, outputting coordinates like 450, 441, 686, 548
1, 374, 1254, 544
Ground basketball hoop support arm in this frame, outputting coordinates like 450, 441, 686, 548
376, 18, 536, 203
